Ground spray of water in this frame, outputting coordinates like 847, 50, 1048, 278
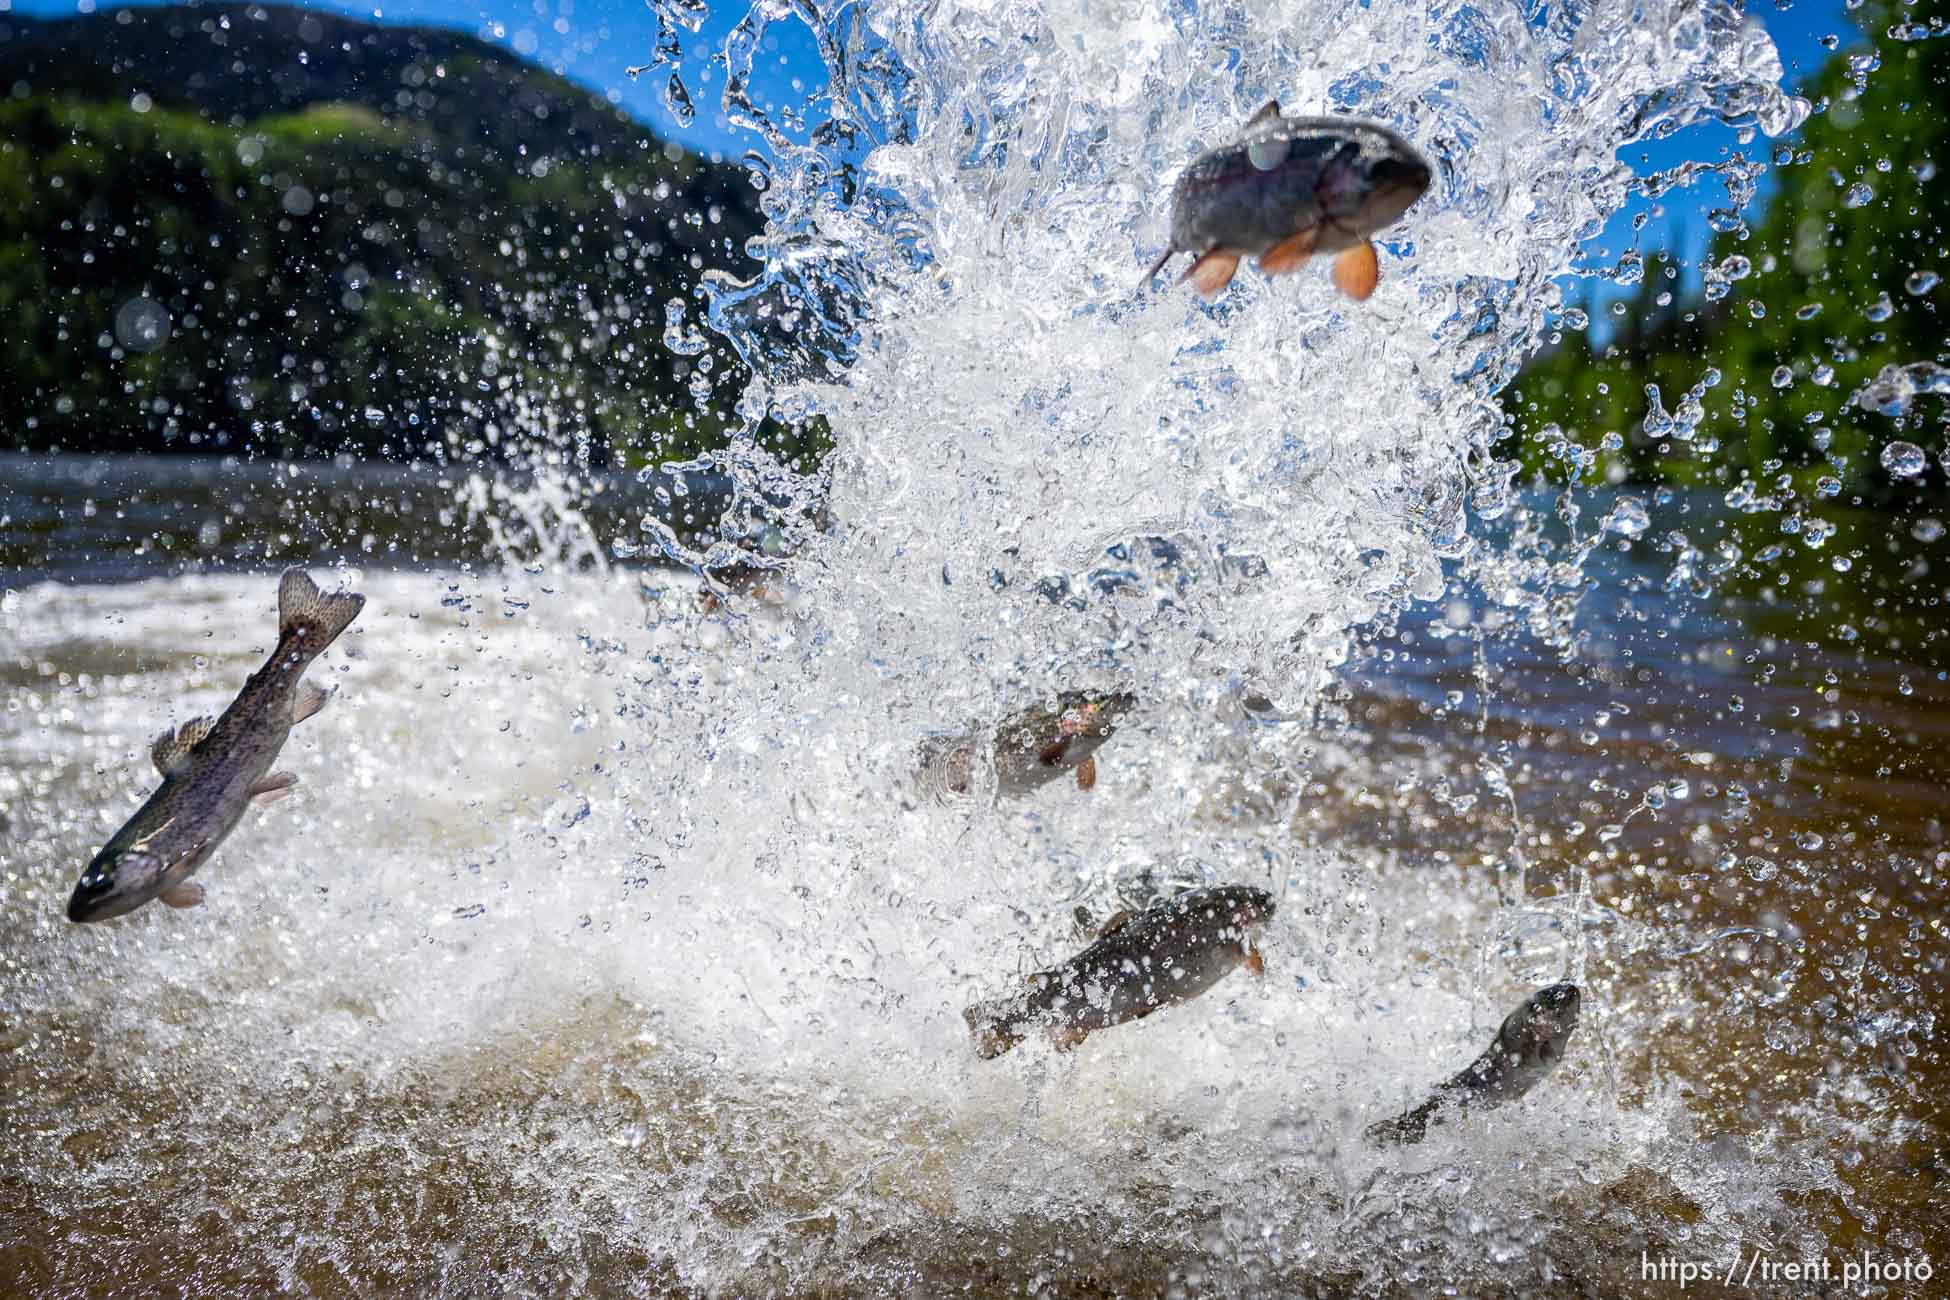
2, 0, 1875, 1293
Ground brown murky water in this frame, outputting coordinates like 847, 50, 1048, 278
2, 459, 1945, 1297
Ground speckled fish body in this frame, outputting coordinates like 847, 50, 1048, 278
964, 884, 1276, 1057
1367, 982, 1582, 1144
65, 569, 364, 923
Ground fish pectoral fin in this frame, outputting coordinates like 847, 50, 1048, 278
1243, 946, 1266, 977
1182, 249, 1243, 299
1075, 755, 1098, 791
249, 771, 300, 803
1141, 248, 1175, 287
1333, 240, 1381, 300
1047, 1023, 1090, 1053
292, 681, 332, 725
159, 880, 205, 909
1036, 737, 1069, 767
1246, 99, 1281, 127
1255, 228, 1320, 276
151, 717, 215, 776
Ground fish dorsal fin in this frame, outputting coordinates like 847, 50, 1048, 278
1097, 908, 1136, 939
151, 717, 214, 776
1247, 99, 1281, 128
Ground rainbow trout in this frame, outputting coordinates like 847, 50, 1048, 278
1366, 982, 1582, 1144
964, 884, 1276, 1057
1147, 102, 1432, 301
918, 690, 1135, 798
65, 568, 365, 923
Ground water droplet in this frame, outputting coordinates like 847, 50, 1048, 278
1907, 270, 1940, 296
1247, 137, 1287, 171
1605, 497, 1650, 537
666, 72, 697, 126
1748, 301, 1767, 319
1843, 182, 1874, 208
1912, 518, 1945, 542
1882, 441, 1928, 478
113, 298, 171, 352
1865, 291, 1894, 322
1770, 366, 1794, 389
1816, 476, 1841, 498
1795, 303, 1822, 320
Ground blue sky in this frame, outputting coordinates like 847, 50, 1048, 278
7, 0, 1864, 276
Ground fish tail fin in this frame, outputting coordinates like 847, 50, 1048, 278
963, 999, 1026, 1059
278, 568, 365, 657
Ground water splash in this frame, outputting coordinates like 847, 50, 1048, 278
0, 0, 1879, 1293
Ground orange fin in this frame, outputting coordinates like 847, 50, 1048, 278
159, 880, 205, 909
1097, 908, 1135, 939
1037, 736, 1069, 767
1256, 228, 1319, 276
1182, 249, 1242, 299
1243, 946, 1266, 977
1048, 1023, 1089, 1053
1247, 99, 1281, 127
1333, 240, 1380, 300
1075, 755, 1097, 791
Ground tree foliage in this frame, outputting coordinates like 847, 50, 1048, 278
1506, 20, 1949, 507
0, 3, 830, 467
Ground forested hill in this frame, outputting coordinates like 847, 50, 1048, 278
0, 2, 768, 464
1504, 14, 1948, 508
0, 2, 657, 163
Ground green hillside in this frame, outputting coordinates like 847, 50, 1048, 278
0, 2, 772, 464
1505, 18, 1949, 508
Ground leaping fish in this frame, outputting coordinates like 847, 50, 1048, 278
1148, 102, 1432, 301
916, 689, 1136, 799
65, 568, 365, 923
964, 884, 1276, 1057
1365, 982, 1582, 1144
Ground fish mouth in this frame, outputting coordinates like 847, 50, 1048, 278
66, 850, 163, 923
1199, 884, 1276, 925
1354, 155, 1432, 231
1532, 982, 1583, 1046
1535, 982, 1582, 1014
